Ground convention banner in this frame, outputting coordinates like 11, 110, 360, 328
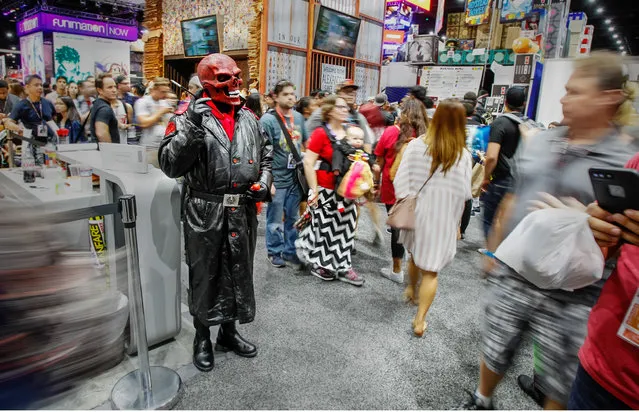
17, 12, 137, 42
404, 0, 432, 11
465, 0, 492, 26
0, 56, 5, 78
19, 32, 45, 80
501, 0, 534, 23
435, 0, 446, 35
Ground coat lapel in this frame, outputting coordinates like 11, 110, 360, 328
202, 115, 231, 152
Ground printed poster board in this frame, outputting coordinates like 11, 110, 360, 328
53, 32, 131, 83
465, 0, 492, 26
20, 32, 45, 80
321, 63, 347, 93
419, 66, 484, 100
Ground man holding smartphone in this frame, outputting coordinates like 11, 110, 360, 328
461, 52, 639, 410
567, 153, 639, 410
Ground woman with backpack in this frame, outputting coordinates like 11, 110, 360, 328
296, 96, 365, 286
374, 99, 429, 284
393, 99, 472, 336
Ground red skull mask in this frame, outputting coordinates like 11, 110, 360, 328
197, 54, 243, 106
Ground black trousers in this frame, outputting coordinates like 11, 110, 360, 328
385, 204, 405, 259
460, 199, 473, 235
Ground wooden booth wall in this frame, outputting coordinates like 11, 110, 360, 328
262, 0, 385, 101
162, 0, 257, 55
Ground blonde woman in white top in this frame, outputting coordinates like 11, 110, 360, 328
393, 99, 473, 336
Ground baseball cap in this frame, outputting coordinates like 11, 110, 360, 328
374, 93, 388, 106
505, 86, 527, 109
336, 79, 359, 92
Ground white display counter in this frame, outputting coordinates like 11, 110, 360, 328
0, 168, 102, 250
58, 150, 183, 353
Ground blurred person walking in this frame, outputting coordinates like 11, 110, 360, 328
480, 87, 527, 238
374, 99, 429, 283
461, 52, 639, 411
567, 153, 639, 410
0, 80, 20, 123
260, 80, 308, 269
393, 99, 472, 336
245, 93, 263, 119
295, 96, 318, 120
296, 96, 364, 286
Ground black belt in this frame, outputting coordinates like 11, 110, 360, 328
187, 187, 248, 204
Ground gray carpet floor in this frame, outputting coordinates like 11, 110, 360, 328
174, 204, 539, 410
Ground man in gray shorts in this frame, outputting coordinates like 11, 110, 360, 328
461, 52, 639, 410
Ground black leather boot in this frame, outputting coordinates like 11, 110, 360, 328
215, 322, 257, 358
193, 318, 214, 371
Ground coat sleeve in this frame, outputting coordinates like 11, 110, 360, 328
393, 142, 413, 199
158, 114, 205, 178
256, 120, 273, 190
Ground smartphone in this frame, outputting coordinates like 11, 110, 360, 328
589, 167, 639, 214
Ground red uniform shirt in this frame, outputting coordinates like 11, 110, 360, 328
578, 153, 639, 409
306, 126, 336, 190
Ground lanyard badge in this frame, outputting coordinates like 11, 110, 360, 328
618, 287, 639, 348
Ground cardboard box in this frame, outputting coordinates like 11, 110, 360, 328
503, 26, 521, 49
475, 13, 502, 49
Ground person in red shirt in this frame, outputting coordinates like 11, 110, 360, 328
295, 95, 364, 286
374, 99, 429, 284
568, 152, 639, 410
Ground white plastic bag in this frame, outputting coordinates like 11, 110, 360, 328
495, 208, 605, 291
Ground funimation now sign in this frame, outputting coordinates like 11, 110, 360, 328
17, 12, 137, 42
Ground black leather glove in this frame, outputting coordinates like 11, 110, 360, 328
246, 183, 269, 202
187, 97, 211, 127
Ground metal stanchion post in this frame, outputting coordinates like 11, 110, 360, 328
111, 195, 182, 410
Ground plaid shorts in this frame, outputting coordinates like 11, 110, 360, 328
481, 266, 592, 404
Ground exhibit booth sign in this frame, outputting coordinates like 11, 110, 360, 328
17, 12, 138, 42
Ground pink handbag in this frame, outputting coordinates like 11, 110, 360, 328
387, 173, 434, 230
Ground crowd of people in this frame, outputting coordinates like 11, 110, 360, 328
232, 51, 639, 410
1, 49, 638, 410
0, 72, 191, 164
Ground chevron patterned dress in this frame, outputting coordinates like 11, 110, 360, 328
295, 188, 358, 274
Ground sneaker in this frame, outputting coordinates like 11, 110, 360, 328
380, 267, 404, 284
457, 390, 494, 410
517, 374, 545, 408
311, 266, 336, 281
283, 255, 304, 270
268, 255, 286, 268
338, 268, 364, 286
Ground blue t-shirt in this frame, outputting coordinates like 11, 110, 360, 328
9, 97, 56, 142
260, 110, 308, 188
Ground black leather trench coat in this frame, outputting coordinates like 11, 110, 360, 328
158, 96, 273, 326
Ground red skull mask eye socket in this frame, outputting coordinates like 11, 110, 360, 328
197, 53, 243, 106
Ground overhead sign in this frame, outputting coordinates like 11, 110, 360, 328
419, 66, 484, 100
465, 0, 492, 26
17, 12, 137, 42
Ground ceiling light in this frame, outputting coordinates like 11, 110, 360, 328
429, 31, 434, 35
605, 18, 612, 24
596, 7, 604, 13
617, 39, 623, 44
6, 32, 13, 38
10, 46, 16, 50
442, 35, 447, 40
608, 26, 615, 32
613, 33, 619, 38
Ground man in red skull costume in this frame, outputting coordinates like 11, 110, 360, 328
158, 54, 273, 372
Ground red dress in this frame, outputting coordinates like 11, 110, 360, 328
374, 125, 401, 205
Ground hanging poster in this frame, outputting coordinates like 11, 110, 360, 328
93, 38, 131, 78
355, 64, 380, 105
265, 47, 306, 94
435, 0, 446, 35
53, 32, 130, 84
321, 63, 347, 93
383, 1, 416, 59
53, 32, 96, 83
357, 20, 383, 64
20, 32, 45, 80
0, 56, 5, 78
267, 0, 309, 48
465, 0, 492, 26
501, 0, 534, 23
